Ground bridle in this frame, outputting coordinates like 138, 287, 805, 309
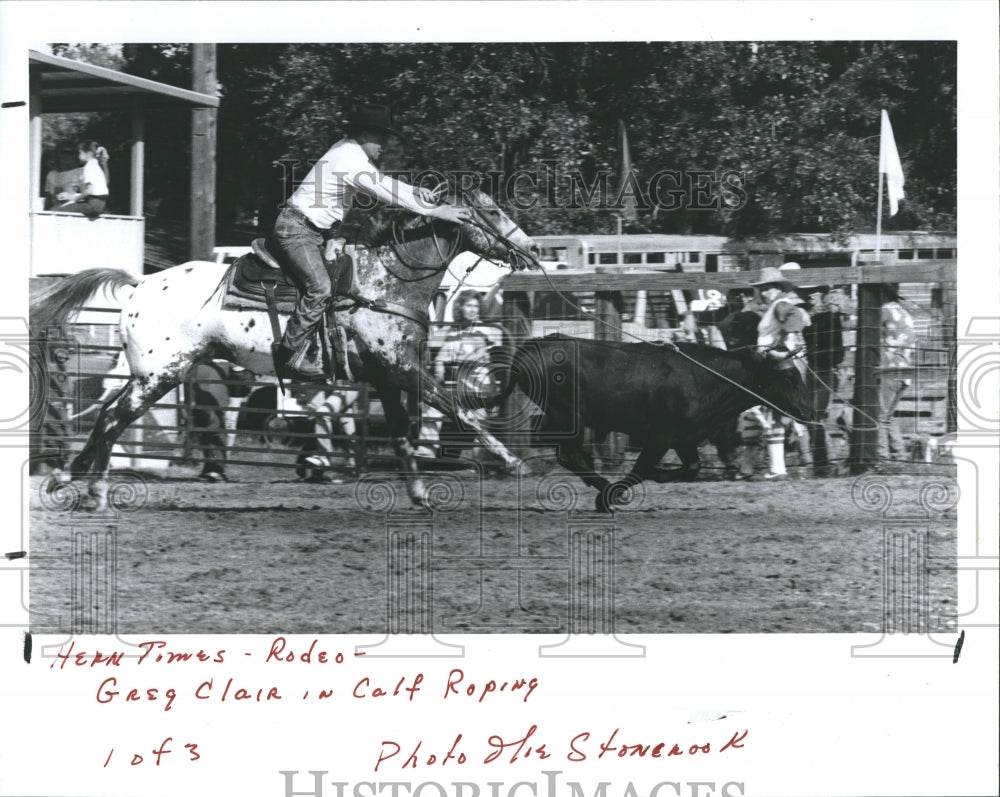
453, 186, 539, 272
386, 184, 539, 278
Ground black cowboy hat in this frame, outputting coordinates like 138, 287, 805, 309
347, 102, 399, 137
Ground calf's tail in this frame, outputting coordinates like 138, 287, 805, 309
481, 344, 526, 411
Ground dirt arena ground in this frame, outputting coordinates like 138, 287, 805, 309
27, 451, 958, 636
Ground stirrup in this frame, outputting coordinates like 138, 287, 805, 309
275, 343, 326, 385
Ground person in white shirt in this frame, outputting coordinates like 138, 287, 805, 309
56, 140, 110, 219
43, 145, 83, 210
272, 102, 470, 382
746, 264, 811, 480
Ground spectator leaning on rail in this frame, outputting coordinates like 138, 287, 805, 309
877, 282, 916, 463
747, 264, 811, 480
54, 140, 110, 220
271, 102, 471, 383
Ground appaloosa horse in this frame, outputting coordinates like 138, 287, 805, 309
32, 188, 540, 508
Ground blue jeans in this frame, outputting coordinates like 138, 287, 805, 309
272, 208, 329, 351
807, 369, 835, 469
878, 377, 908, 460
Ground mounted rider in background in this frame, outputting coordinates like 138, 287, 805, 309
272, 102, 470, 382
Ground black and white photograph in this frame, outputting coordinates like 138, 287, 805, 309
23, 38, 964, 634
1, 3, 996, 797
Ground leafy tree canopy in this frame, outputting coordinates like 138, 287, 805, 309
76, 42, 955, 238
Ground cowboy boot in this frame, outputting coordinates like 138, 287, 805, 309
274, 343, 326, 383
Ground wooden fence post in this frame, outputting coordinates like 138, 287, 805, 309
594, 274, 623, 460
851, 282, 881, 472
943, 282, 958, 433
190, 44, 217, 261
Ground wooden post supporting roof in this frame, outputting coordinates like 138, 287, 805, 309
130, 100, 145, 217
190, 44, 218, 261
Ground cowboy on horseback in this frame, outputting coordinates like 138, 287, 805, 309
272, 102, 471, 382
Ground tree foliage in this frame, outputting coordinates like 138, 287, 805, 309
111, 42, 955, 237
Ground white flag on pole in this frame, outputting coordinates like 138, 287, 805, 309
879, 109, 905, 215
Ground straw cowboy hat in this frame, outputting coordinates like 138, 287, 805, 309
751, 264, 798, 291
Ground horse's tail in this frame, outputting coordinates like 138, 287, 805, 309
30, 268, 138, 336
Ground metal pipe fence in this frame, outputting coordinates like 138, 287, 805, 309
32, 261, 955, 478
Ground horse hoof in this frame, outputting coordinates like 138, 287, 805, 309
595, 481, 635, 513
409, 479, 431, 510
45, 469, 72, 491
505, 458, 526, 477
411, 493, 434, 511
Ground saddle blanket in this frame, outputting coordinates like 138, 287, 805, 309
222, 255, 297, 313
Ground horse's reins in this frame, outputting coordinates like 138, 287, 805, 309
332, 190, 535, 332
383, 188, 536, 300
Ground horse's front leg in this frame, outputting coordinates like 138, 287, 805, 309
373, 381, 429, 508
419, 369, 522, 474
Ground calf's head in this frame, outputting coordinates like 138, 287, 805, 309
753, 352, 814, 422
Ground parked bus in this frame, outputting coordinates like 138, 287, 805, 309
532, 231, 956, 271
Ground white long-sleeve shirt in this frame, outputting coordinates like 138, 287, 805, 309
81, 158, 109, 196
286, 138, 427, 229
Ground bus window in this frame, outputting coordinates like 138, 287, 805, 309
623, 252, 641, 265
599, 253, 618, 265
533, 291, 588, 321
646, 252, 666, 264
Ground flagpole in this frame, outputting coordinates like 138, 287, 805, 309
875, 169, 883, 262
616, 213, 623, 265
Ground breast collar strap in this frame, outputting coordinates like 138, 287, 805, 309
334, 293, 430, 331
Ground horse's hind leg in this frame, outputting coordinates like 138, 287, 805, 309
68, 374, 182, 510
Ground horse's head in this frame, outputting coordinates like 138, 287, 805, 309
452, 188, 541, 272
343, 183, 541, 275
